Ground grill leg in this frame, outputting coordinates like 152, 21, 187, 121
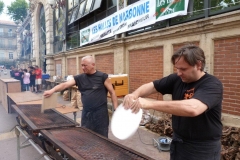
73, 112, 76, 122
15, 127, 21, 160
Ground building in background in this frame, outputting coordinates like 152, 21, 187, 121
16, 13, 33, 69
19, 0, 240, 125
0, 20, 17, 69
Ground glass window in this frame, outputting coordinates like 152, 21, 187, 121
73, 0, 79, 6
0, 28, 3, 35
92, 0, 102, 10
0, 51, 4, 59
77, 0, 86, 19
170, 0, 204, 25
8, 29, 12, 36
210, 0, 240, 13
9, 52, 13, 59
55, 8, 59, 21
127, 0, 139, 5
68, 0, 74, 9
84, 0, 93, 15
69, 6, 79, 24
66, 33, 79, 49
108, 0, 117, 8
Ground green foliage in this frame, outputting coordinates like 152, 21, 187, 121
7, 0, 28, 23
0, 0, 4, 15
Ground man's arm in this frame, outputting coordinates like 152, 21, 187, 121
43, 79, 76, 98
123, 82, 158, 109
133, 98, 208, 116
123, 82, 208, 116
104, 78, 118, 109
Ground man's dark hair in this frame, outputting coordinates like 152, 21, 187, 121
171, 44, 206, 71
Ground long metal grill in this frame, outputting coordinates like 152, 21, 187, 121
13, 104, 76, 130
41, 127, 153, 160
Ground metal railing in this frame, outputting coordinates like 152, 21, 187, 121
0, 44, 17, 50
0, 32, 17, 38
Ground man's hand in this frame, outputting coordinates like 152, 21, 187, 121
43, 90, 54, 98
123, 94, 138, 110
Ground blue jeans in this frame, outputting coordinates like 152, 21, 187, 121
24, 84, 30, 91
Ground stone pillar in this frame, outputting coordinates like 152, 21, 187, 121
199, 34, 213, 74
163, 43, 173, 101
113, 43, 126, 74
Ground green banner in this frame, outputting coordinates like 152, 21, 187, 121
156, 0, 185, 19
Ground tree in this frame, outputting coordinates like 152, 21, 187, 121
0, 0, 4, 15
7, 0, 28, 23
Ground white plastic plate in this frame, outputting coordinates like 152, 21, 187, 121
111, 103, 143, 140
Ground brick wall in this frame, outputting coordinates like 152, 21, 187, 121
95, 53, 114, 74
129, 47, 163, 100
67, 58, 77, 75
214, 37, 240, 116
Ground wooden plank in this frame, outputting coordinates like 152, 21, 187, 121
16, 99, 79, 115
17, 100, 42, 105
55, 105, 79, 114
7, 91, 42, 104
41, 93, 58, 113
1, 78, 19, 82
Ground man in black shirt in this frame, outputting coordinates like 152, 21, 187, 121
44, 56, 118, 137
123, 45, 223, 160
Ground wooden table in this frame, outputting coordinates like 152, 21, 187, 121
7, 91, 42, 113
13, 96, 79, 122
0, 78, 21, 113
45, 79, 57, 90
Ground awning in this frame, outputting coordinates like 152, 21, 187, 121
68, 0, 103, 25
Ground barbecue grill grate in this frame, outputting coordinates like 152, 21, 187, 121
13, 104, 76, 130
41, 127, 153, 160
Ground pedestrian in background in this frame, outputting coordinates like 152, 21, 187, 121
28, 66, 37, 92
10, 66, 15, 78
123, 45, 223, 160
35, 65, 42, 93
22, 69, 30, 91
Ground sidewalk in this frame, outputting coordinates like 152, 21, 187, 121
0, 91, 169, 160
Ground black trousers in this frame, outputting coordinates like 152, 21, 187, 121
81, 107, 109, 138
170, 136, 221, 160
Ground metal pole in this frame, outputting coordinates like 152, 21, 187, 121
15, 126, 52, 160
15, 127, 21, 160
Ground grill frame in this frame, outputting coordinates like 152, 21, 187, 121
40, 127, 154, 160
12, 104, 78, 131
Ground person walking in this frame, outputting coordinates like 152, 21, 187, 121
43, 55, 118, 138
28, 66, 37, 92
10, 66, 15, 78
14, 68, 24, 91
22, 69, 30, 91
123, 45, 223, 160
35, 65, 42, 93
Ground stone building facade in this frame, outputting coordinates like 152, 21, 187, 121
0, 20, 18, 68
29, 0, 240, 126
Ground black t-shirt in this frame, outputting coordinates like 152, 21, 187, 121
74, 71, 108, 112
29, 70, 36, 80
153, 73, 223, 141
